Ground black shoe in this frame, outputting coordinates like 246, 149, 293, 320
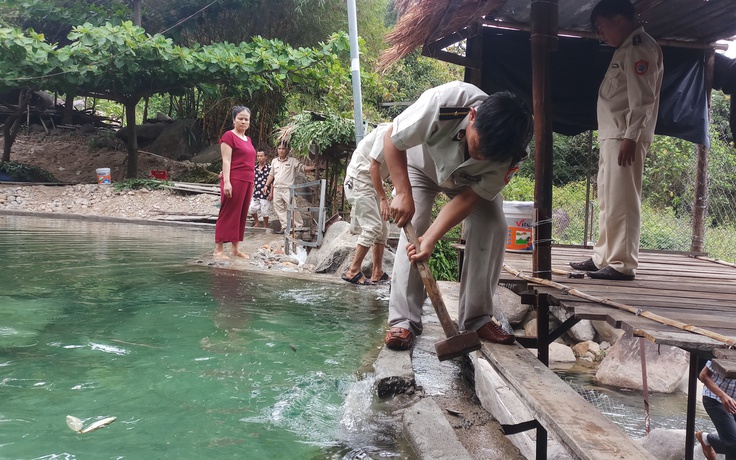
588, 266, 635, 281
569, 258, 598, 271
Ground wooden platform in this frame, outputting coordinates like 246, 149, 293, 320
502, 247, 736, 365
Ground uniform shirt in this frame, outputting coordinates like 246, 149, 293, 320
597, 27, 663, 143
220, 131, 256, 182
704, 360, 736, 403
252, 162, 271, 199
270, 156, 305, 189
346, 123, 391, 184
390, 81, 520, 201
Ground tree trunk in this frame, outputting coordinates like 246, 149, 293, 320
63, 93, 75, 124
2, 89, 32, 164
132, 0, 142, 27
142, 96, 149, 122
124, 99, 140, 178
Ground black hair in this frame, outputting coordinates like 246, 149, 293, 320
474, 91, 533, 164
590, 0, 636, 31
231, 105, 250, 120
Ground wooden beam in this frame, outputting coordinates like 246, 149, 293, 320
530, 0, 557, 280
421, 46, 481, 69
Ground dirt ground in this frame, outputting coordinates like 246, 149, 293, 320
1, 133, 218, 219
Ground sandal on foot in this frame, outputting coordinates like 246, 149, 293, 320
384, 327, 413, 350
341, 272, 370, 285
371, 272, 391, 285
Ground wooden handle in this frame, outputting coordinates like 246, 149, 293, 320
403, 223, 459, 338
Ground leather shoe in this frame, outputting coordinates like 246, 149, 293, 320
476, 321, 515, 345
569, 258, 598, 271
384, 327, 414, 350
588, 266, 635, 281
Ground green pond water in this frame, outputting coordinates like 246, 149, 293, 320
0, 216, 407, 459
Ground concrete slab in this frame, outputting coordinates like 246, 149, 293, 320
373, 345, 415, 397
403, 398, 473, 460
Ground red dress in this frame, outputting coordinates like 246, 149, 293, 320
215, 130, 256, 243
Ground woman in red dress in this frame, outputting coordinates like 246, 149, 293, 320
214, 106, 257, 259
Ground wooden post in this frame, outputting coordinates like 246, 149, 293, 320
691, 49, 714, 253
531, 0, 558, 280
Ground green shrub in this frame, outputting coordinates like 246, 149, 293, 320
113, 178, 170, 192
0, 162, 59, 183
429, 239, 460, 282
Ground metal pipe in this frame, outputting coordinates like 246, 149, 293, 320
346, 0, 364, 143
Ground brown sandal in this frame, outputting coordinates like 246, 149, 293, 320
384, 327, 414, 350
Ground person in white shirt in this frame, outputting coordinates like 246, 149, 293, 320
264, 142, 315, 234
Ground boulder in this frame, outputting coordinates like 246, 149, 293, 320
116, 122, 167, 144
494, 285, 530, 325
304, 221, 395, 276
550, 305, 597, 342
572, 340, 602, 362
595, 334, 689, 393
636, 428, 688, 460
549, 342, 577, 363
148, 119, 205, 161
523, 316, 537, 338
190, 144, 222, 164
592, 319, 625, 344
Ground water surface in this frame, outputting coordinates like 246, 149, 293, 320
0, 216, 406, 459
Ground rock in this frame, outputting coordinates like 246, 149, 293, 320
550, 305, 596, 342
190, 144, 222, 164
147, 119, 205, 161
304, 220, 394, 275
636, 428, 688, 460
572, 340, 602, 362
523, 316, 537, 337
494, 285, 530, 325
549, 342, 577, 363
116, 122, 167, 143
595, 334, 689, 393
592, 320, 625, 344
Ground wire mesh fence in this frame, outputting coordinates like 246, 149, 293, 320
505, 92, 736, 263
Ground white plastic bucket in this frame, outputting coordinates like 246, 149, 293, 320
504, 201, 534, 253
96, 168, 111, 185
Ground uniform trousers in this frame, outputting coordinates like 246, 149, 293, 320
215, 179, 253, 243
272, 186, 303, 229
344, 176, 388, 247
388, 164, 506, 336
593, 138, 648, 276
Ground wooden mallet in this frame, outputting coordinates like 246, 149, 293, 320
403, 222, 482, 361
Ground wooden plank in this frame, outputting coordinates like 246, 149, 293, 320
637, 331, 729, 350
714, 349, 736, 360
480, 342, 657, 460
711, 359, 736, 378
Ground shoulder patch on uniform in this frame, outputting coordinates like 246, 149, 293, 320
439, 107, 470, 121
633, 35, 641, 45
504, 165, 520, 184
634, 59, 649, 75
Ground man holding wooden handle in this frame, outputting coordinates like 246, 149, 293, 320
382, 81, 533, 351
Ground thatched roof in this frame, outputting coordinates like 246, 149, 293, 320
380, 0, 736, 70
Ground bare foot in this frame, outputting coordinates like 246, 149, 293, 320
213, 250, 230, 260
232, 251, 250, 259
253, 223, 261, 228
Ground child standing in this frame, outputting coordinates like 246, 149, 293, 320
250, 150, 272, 228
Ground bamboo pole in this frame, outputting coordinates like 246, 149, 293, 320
694, 255, 736, 269
503, 264, 736, 347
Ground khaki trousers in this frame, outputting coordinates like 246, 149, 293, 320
388, 165, 506, 336
272, 187, 303, 230
344, 176, 388, 247
592, 138, 648, 275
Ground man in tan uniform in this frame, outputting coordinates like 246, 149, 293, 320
383, 81, 533, 350
265, 142, 315, 234
571, 0, 663, 281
